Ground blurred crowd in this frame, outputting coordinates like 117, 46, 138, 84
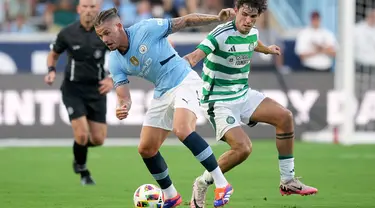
0, 0, 236, 33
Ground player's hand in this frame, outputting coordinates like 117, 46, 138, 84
44, 71, 56, 86
116, 105, 129, 120
322, 46, 335, 55
268, 45, 281, 55
218, 8, 236, 22
99, 77, 114, 95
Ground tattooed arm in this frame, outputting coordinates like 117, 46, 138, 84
171, 8, 235, 33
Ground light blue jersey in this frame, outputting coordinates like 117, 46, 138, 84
109, 18, 191, 98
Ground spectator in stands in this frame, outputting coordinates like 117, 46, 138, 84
0, 0, 5, 31
295, 11, 337, 72
135, 0, 152, 22
354, 8, 375, 105
44, 0, 78, 32
101, 0, 137, 27
163, 0, 188, 18
8, 14, 36, 33
354, 8, 375, 67
6, 0, 32, 21
195, 0, 225, 32
2, 0, 35, 33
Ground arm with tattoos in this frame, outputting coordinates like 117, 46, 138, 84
170, 8, 235, 33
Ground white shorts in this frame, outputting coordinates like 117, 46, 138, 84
143, 71, 203, 131
201, 89, 266, 140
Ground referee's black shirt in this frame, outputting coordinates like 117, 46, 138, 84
51, 21, 108, 85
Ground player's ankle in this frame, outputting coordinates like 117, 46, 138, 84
80, 170, 90, 178
201, 171, 214, 185
280, 176, 294, 183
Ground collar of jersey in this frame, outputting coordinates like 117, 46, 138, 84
119, 28, 131, 55
78, 22, 94, 32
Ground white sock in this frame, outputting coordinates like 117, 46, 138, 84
279, 158, 295, 182
206, 167, 228, 188
162, 184, 178, 200
201, 170, 214, 184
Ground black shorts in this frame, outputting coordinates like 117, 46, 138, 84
61, 81, 107, 123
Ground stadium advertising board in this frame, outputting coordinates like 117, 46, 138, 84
0, 73, 374, 139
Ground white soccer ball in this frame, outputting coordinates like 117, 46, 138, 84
133, 184, 164, 208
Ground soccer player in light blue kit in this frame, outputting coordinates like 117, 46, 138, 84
94, 7, 236, 208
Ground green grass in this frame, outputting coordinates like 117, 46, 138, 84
0, 140, 374, 208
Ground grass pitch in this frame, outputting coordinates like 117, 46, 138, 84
0, 140, 374, 207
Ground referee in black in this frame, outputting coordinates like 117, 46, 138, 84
44, 0, 112, 185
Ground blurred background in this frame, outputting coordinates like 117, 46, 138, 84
0, 0, 374, 143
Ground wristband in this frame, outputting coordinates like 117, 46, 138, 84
48, 66, 56, 73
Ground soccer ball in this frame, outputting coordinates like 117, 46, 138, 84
133, 184, 164, 207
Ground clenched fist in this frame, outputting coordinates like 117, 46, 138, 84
218, 8, 236, 22
44, 71, 56, 86
116, 105, 129, 120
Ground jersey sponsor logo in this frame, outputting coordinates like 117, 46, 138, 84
138, 58, 152, 78
227, 55, 250, 66
139, 45, 148, 54
130, 56, 140, 66
226, 116, 235, 124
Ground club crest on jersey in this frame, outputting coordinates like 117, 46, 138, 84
130, 56, 139, 66
139, 45, 148, 54
94, 50, 102, 59
249, 41, 258, 51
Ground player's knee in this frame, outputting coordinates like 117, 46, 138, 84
237, 141, 252, 160
279, 109, 294, 130
75, 132, 89, 145
91, 134, 105, 146
173, 125, 193, 140
138, 145, 159, 158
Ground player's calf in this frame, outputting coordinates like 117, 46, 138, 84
142, 151, 179, 200
173, 108, 229, 188
139, 127, 180, 201
273, 108, 295, 183
199, 128, 252, 186
181, 131, 228, 187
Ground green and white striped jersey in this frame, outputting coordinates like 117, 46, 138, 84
197, 20, 258, 103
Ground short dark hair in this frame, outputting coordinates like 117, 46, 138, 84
235, 0, 268, 14
94, 7, 119, 27
310, 10, 320, 19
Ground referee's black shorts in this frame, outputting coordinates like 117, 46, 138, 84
61, 80, 107, 124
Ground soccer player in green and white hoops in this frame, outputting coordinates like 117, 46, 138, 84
183, 0, 318, 207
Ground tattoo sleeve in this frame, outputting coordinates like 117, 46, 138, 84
171, 13, 220, 33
